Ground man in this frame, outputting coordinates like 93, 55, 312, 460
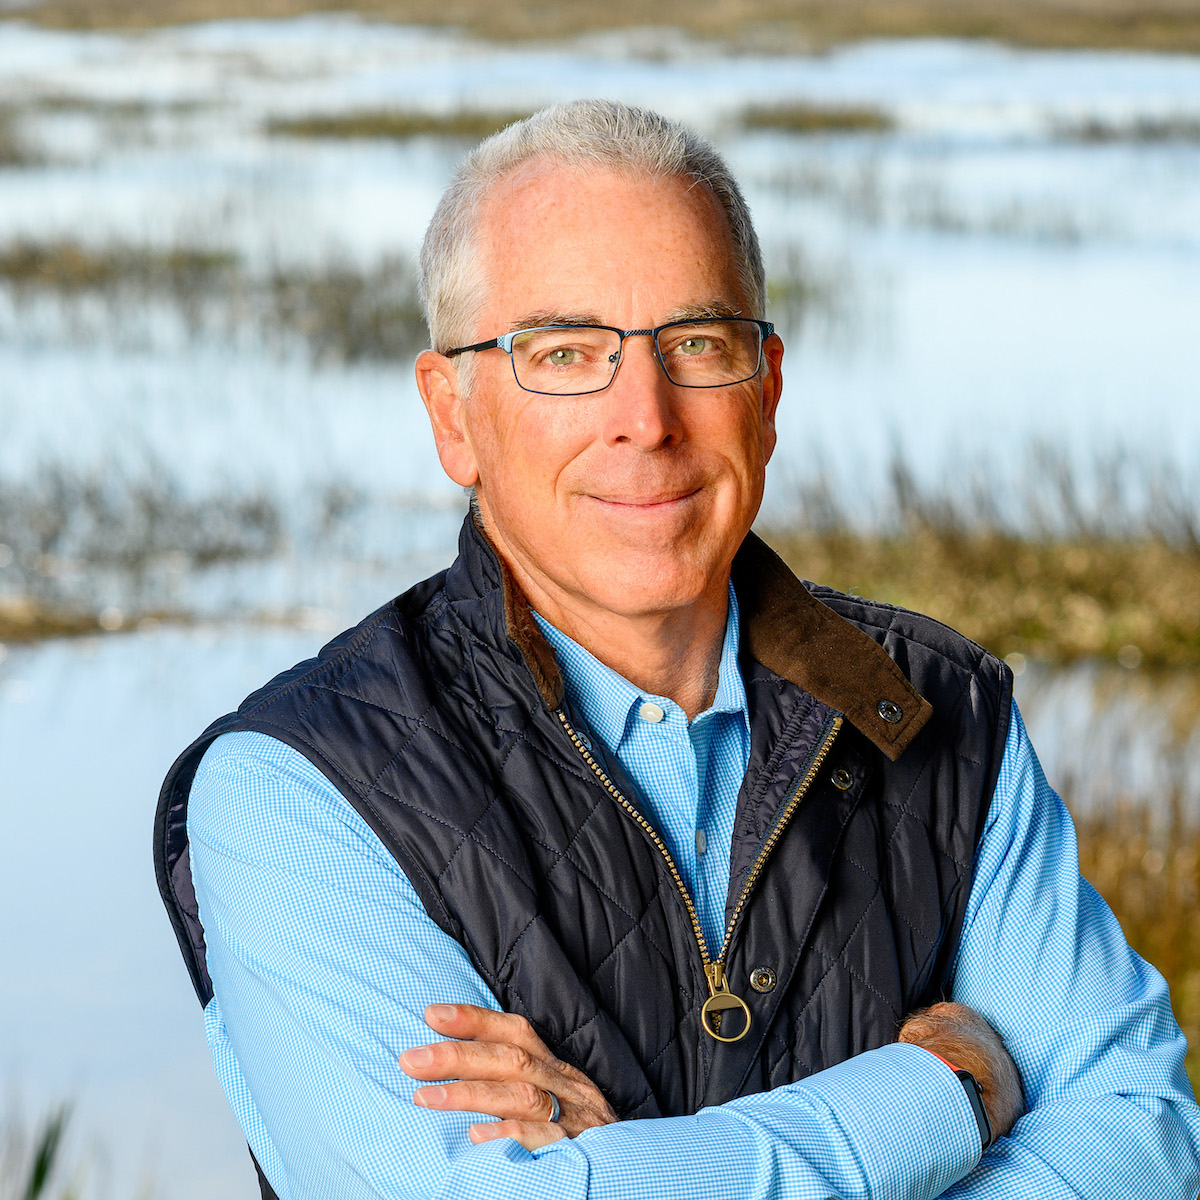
156, 101, 1200, 1200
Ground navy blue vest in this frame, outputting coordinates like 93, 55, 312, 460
157, 518, 1010, 1160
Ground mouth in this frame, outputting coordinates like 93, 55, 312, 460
587, 488, 702, 509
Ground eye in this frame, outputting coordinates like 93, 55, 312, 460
545, 346, 580, 366
678, 337, 709, 356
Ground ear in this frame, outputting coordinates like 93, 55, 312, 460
760, 333, 784, 465
416, 350, 479, 487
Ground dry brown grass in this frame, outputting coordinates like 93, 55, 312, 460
741, 103, 894, 134
0, 240, 234, 292
1074, 806, 1200, 1092
19, 0, 1200, 54
0, 597, 105, 641
268, 109, 533, 141
764, 528, 1200, 669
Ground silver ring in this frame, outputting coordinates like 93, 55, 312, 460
546, 1090, 561, 1123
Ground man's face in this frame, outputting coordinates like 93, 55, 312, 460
419, 162, 783, 635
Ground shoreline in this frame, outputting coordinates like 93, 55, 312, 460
13, 0, 1200, 56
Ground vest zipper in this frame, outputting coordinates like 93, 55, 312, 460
554, 708, 842, 1041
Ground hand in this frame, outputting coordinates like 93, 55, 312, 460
400, 1004, 619, 1150
898, 1001, 1024, 1143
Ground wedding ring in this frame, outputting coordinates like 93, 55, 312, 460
546, 1090, 561, 1123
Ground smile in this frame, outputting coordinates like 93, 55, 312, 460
588, 489, 701, 509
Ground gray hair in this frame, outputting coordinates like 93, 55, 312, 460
417, 99, 766, 370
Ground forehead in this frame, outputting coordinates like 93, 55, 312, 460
472, 161, 744, 329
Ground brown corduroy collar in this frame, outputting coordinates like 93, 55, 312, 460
496, 529, 932, 763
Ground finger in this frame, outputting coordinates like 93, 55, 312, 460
401, 1038, 552, 1086
468, 1120, 567, 1151
413, 1080, 556, 1123
423, 1005, 550, 1057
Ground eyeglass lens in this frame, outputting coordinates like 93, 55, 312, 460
509, 320, 763, 395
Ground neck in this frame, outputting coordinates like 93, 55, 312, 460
542, 596, 729, 722
482, 529, 729, 722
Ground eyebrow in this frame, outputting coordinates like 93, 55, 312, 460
507, 310, 606, 333
507, 300, 743, 334
661, 300, 744, 323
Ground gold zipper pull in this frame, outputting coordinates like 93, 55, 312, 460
701, 961, 751, 1043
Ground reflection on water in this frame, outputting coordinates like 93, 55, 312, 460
1015, 661, 1200, 823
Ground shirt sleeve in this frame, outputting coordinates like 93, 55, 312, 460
938, 700, 1200, 1198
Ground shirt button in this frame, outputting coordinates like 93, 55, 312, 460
696, 829, 707, 856
638, 701, 665, 723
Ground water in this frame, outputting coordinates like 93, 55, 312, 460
2, 15, 1200, 1199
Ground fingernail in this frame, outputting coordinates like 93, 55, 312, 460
403, 1047, 433, 1069
414, 1086, 446, 1107
427, 1004, 456, 1022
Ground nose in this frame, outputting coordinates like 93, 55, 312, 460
602, 333, 684, 451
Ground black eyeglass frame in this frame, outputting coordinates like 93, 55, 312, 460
443, 318, 775, 396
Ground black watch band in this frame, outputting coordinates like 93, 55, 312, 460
953, 1068, 993, 1153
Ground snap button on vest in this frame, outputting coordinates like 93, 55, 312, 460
877, 699, 903, 724
831, 767, 854, 791
750, 966, 777, 993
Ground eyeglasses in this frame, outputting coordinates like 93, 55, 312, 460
444, 318, 774, 397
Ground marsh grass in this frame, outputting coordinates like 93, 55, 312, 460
265, 260, 426, 363
764, 447, 1200, 669
0, 241, 235, 294
268, 109, 532, 141
766, 528, 1200, 668
741, 104, 893, 135
0, 112, 37, 168
1056, 114, 1200, 143
0, 465, 282, 637
0, 240, 427, 364
21, 0, 1200, 54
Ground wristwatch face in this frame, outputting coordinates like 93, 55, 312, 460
953, 1069, 993, 1152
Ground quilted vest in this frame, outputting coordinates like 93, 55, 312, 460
156, 516, 1011, 1191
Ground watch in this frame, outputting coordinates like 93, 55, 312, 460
954, 1068, 994, 1153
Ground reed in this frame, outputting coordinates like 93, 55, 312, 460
0, 1103, 77, 1200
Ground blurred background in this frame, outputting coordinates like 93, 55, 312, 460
1, 1, 1198, 1196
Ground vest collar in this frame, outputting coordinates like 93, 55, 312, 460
453, 514, 931, 762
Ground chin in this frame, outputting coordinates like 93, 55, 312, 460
578, 555, 721, 618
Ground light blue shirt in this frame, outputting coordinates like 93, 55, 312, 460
188, 593, 1200, 1200
530, 587, 750, 955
